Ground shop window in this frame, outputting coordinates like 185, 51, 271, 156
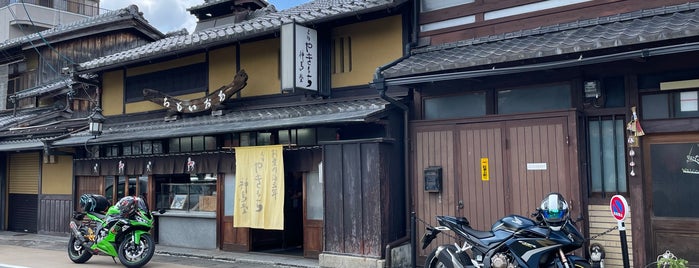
158, 180, 217, 213
587, 116, 627, 195
104, 176, 148, 205
498, 83, 571, 114
424, 92, 486, 119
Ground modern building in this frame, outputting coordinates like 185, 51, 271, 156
374, 0, 699, 266
0, 0, 98, 42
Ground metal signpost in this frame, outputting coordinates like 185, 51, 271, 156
610, 195, 630, 268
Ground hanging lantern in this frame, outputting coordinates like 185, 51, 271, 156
88, 107, 105, 138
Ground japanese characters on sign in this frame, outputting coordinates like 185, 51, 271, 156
281, 23, 318, 92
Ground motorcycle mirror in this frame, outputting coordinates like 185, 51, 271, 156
157, 208, 166, 214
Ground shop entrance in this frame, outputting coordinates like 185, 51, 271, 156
220, 148, 323, 258
251, 171, 304, 255
644, 134, 699, 262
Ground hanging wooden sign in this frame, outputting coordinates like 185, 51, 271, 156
143, 69, 248, 117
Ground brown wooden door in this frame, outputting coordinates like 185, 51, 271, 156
643, 134, 699, 262
456, 122, 507, 229
303, 171, 323, 258
414, 114, 578, 257
455, 117, 573, 229
506, 117, 574, 216
220, 174, 250, 251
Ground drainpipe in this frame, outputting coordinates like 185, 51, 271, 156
374, 1, 419, 267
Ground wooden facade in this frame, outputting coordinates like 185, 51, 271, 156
413, 112, 581, 257
400, 1, 699, 265
323, 139, 404, 258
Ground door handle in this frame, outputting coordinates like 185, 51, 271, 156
457, 200, 464, 209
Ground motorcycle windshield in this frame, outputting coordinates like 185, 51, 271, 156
136, 197, 149, 212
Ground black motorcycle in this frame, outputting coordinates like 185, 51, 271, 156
422, 193, 590, 268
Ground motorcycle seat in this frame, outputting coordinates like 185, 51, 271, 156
462, 226, 494, 239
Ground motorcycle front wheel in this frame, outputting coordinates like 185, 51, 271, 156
117, 233, 155, 268
67, 234, 92, 263
424, 244, 473, 268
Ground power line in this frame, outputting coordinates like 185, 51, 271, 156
20, 0, 77, 65
6, 4, 59, 75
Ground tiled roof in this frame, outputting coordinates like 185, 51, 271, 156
0, 139, 44, 151
382, 2, 699, 78
53, 97, 389, 146
78, 0, 404, 71
0, 109, 45, 128
10, 78, 73, 100
0, 5, 163, 51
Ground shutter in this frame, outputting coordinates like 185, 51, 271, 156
9, 152, 40, 194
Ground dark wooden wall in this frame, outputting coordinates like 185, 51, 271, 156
38, 194, 72, 235
323, 139, 404, 258
39, 32, 151, 84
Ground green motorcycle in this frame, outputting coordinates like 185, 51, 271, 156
68, 194, 161, 268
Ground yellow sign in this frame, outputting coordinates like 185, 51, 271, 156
234, 145, 285, 230
481, 158, 489, 181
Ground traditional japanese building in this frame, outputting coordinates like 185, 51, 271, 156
0, 5, 163, 234
374, 0, 699, 266
48, 1, 411, 267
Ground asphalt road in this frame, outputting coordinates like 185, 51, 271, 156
0, 245, 278, 268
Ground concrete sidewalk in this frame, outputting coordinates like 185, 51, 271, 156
0, 231, 319, 268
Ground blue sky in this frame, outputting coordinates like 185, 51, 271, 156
100, 0, 312, 34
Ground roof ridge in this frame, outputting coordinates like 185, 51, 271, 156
414, 2, 699, 54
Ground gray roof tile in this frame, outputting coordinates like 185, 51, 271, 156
383, 2, 699, 78
78, 0, 403, 71
53, 97, 389, 146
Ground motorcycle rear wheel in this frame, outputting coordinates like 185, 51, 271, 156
67, 234, 92, 263
118, 233, 155, 268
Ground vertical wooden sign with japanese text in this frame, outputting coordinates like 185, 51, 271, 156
281, 23, 318, 93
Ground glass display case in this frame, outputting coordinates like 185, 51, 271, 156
157, 182, 217, 213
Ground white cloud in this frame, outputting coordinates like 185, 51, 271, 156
99, 0, 312, 34
100, 0, 202, 34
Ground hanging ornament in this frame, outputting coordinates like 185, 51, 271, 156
625, 106, 644, 177
626, 106, 645, 137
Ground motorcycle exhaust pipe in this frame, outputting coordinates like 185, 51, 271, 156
69, 221, 86, 244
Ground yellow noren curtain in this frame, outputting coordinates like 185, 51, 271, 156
233, 145, 285, 230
